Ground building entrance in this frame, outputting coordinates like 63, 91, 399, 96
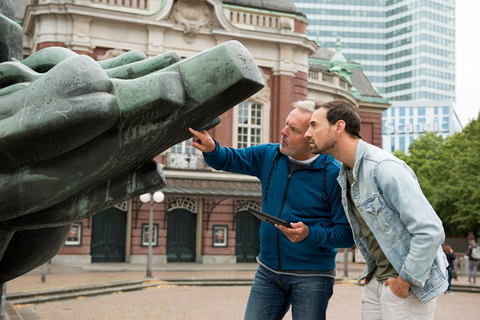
166, 208, 196, 262
235, 210, 260, 262
91, 207, 127, 262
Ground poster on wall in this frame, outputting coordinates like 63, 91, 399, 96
142, 223, 159, 247
212, 225, 228, 247
65, 222, 82, 246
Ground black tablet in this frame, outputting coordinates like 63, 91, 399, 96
247, 207, 291, 228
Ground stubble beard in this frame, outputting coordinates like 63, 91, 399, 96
311, 137, 336, 155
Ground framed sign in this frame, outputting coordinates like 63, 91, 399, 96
212, 225, 228, 247
141, 223, 159, 247
65, 222, 82, 246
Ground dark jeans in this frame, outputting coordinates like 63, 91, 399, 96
447, 268, 452, 291
244, 265, 335, 320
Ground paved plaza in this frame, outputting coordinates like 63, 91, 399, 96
4, 262, 480, 319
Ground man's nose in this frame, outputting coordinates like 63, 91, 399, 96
304, 128, 311, 138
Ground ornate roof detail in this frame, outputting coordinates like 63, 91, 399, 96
328, 38, 352, 85
168, 0, 213, 43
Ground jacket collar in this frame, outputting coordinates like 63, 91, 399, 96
275, 145, 331, 170
340, 139, 366, 181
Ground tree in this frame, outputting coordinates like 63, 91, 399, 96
395, 132, 444, 202
399, 115, 480, 235
434, 117, 480, 235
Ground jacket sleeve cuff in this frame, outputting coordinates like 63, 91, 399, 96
202, 140, 227, 169
399, 265, 425, 288
301, 230, 316, 246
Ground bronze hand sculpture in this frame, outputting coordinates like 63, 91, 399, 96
0, 1, 264, 283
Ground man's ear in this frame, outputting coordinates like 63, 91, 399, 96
333, 120, 346, 136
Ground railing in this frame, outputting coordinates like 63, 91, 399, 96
91, 0, 149, 10
308, 69, 352, 92
163, 152, 211, 170
229, 11, 279, 29
224, 8, 294, 32
322, 73, 334, 84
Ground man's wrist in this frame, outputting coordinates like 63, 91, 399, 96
398, 275, 412, 288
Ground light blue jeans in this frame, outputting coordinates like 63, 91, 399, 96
244, 265, 334, 320
361, 277, 437, 320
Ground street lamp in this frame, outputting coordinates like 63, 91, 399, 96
139, 191, 165, 278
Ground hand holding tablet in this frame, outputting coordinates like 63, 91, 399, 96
247, 207, 292, 228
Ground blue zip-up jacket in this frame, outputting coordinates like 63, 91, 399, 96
203, 142, 354, 271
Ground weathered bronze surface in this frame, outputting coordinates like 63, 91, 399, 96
0, 0, 264, 283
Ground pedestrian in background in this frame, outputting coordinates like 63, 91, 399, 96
443, 245, 456, 294
466, 239, 479, 284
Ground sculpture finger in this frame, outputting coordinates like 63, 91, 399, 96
104, 51, 181, 79
112, 71, 185, 123
97, 50, 147, 69
21, 46, 78, 73
0, 61, 41, 97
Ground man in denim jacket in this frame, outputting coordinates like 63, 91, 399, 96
305, 99, 448, 319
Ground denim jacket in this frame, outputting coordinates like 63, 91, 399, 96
337, 140, 448, 303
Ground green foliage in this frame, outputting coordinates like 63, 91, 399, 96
400, 115, 480, 236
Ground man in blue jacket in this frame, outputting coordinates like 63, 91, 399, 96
189, 100, 354, 320
305, 99, 448, 319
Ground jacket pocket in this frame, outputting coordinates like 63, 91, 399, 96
362, 196, 392, 232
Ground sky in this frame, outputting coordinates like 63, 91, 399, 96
455, 1, 480, 126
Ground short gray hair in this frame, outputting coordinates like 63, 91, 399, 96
292, 100, 315, 113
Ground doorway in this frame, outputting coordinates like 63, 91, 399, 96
91, 207, 127, 262
235, 210, 260, 262
166, 208, 197, 262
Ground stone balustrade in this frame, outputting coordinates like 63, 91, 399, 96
308, 69, 351, 92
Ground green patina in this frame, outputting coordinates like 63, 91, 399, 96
0, 0, 264, 283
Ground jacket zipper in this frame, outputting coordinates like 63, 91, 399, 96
270, 153, 327, 271
277, 173, 292, 271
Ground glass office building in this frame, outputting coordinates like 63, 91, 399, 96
293, 0, 457, 152
382, 100, 462, 153
293, 0, 455, 101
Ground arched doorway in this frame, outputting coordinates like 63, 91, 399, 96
166, 208, 197, 262
91, 206, 127, 262
235, 209, 260, 262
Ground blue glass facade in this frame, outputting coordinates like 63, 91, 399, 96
293, 0, 455, 102
381, 101, 461, 153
